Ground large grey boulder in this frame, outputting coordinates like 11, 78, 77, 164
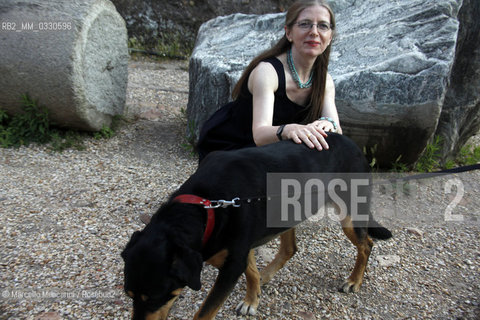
187, 0, 478, 166
0, 0, 128, 131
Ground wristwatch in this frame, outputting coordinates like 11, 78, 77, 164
276, 124, 286, 141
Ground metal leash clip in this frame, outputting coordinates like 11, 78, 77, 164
204, 197, 241, 209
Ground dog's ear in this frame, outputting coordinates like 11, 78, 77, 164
121, 231, 143, 260
171, 246, 203, 291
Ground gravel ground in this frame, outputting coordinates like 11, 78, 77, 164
1, 58, 479, 320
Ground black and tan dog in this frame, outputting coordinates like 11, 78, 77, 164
121, 133, 392, 319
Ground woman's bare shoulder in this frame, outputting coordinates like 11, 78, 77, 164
248, 60, 279, 92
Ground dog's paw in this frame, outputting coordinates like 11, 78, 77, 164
236, 301, 257, 316
339, 280, 361, 293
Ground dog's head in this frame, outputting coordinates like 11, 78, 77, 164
121, 225, 203, 319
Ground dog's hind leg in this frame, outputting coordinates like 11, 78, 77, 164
260, 228, 297, 285
236, 250, 261, 316
340, 216, 373, 293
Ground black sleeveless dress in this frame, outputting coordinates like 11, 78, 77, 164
197, 57, 309, 162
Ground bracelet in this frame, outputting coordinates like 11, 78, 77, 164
276, 124, 286, 141
319, 117, 337, 132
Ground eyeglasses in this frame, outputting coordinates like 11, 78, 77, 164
295, 20, 332, 32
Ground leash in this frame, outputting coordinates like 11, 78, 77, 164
211, 163, 480, 203
372, 163, 480, 185
171, 164, 480, 238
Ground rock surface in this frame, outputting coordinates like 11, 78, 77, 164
330, 0, 461, 166
187, 0, 478, 166
433, 0, 480, 162
0, 0, 128, 131
111, 0, 296, 51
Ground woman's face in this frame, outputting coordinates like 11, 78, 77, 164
285, 5, 333, 58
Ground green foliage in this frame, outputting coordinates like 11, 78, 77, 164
363, 144, 378, 171
415, 135, 443, 172
49, 129, 86, 152
0, 94, 118, 151
128, 31, 194, 60
363, 134, 478, 173
94, 125, 115, 140
456, 144, 480, 166
0, 108, 8, 123
0, 108, 9, 147
128, 37, 145, 50
157, 30, 194, 59
391, 136, 479, 173
444, 159, 456, 170
390, 155, 409, 173
93, 115, 123, 140
0, 95, 50, 147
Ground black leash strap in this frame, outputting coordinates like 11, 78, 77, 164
213, 164, 480, 206
373, 163, 480, 185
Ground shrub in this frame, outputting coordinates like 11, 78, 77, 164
0, 95, 50, 147
0, 94, 116, 151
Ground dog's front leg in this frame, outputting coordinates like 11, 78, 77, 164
193, 256, 248, 320
236, 249, 261, 316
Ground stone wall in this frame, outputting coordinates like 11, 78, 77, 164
111, 0, 296, 52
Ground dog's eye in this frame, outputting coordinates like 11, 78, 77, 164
141, 294, 149, 302
126, 290, 134, 298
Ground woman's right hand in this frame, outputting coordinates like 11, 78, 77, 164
283, 123, 329, 151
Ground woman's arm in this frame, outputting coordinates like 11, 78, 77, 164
250, 62, 282, 146
313, 73, 342, 134
250, 65, 337, 150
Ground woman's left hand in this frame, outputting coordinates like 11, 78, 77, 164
283, 123, 329, 151
313, 119, 336, 133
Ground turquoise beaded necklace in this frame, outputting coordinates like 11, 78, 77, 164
287, 48, 314, 89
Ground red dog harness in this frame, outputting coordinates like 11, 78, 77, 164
173, 194, 216, 246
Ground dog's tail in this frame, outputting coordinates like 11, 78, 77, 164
367, 220, 393, 240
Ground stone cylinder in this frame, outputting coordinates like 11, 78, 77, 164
0, 0, 128, 131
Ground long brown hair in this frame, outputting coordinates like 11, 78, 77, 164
231, 0, 336, 124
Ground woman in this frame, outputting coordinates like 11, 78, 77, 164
197, 0, 341, 162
